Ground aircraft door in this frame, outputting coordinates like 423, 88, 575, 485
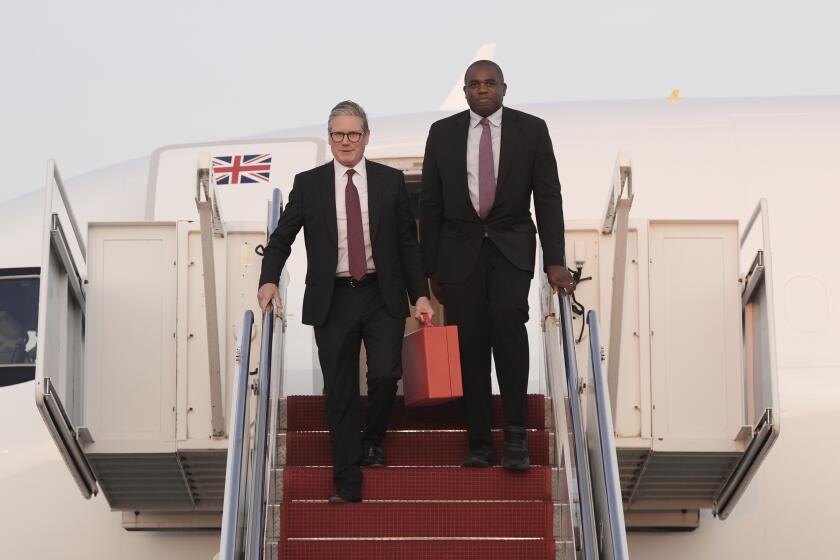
714, 198, 780, 519
34, 160, 97, 499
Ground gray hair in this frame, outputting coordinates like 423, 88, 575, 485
328, 100, 370, 133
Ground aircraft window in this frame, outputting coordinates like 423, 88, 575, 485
0, 269, 39, 387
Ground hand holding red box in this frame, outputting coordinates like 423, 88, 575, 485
401, 314, 463, 407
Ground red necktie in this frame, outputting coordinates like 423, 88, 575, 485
345, 169, 366, 281
478, 118, 496, 219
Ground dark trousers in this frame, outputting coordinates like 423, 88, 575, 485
442, 239, 532, 451
313, 280, 405, 490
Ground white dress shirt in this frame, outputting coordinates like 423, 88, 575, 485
334, 158, 375, 275
466, 106, 502, 216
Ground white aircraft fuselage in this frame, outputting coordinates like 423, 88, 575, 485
1, 96, 838, 559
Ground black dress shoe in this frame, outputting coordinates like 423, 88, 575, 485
502, 425, 530, 471
328, 487, 362, 503
461, 446, 494, 468
361, 443, 386, 467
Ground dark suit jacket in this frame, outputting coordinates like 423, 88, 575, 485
259, 160, 429, 327
420, 107, 566, 283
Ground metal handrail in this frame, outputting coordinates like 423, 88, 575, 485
219, 310, 255, 560
264, 189, 288, 553
556, 292, 599, 559
738, 198, 780, 424
542, 264, 628, 559
219, 188, 287, 559
586, 311, 629, 559
33, 160, 97, 502
244, 306, 275, 558
46, 159, 87, 261
713, 198, 780, 519
244, 189, 287, 557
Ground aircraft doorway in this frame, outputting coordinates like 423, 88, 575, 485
370, 156, 424, 219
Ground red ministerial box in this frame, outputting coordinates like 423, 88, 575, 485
401, 321, 463, 407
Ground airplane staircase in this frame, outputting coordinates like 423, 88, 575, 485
266, 394, 569, 559
35, 159, 778, 553
218, 188, 627, 559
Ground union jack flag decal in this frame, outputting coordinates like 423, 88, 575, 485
212, 154, 272, 185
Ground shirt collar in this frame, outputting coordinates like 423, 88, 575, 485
470, 106, 503, 128
334, 157, 367, 181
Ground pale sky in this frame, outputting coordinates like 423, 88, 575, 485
2, 0, 839, 203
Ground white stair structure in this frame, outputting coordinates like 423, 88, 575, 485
33, 145, 778, 559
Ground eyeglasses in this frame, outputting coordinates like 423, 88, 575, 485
329, 131, 364, 143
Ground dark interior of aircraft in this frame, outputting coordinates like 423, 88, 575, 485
0, 268, 39, 386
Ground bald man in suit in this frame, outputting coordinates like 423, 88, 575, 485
420, 61, 575, 470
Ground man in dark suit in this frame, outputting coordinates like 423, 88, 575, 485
258, 100, 434, 502
420, 61, 576, 471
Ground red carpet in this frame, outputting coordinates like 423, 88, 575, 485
285, 395, 546, 431
285, 430, 550, 467
282, 502, 553, 538
277, 394, 557, 559
282, 466, 553, 502
279, 540, 555, 560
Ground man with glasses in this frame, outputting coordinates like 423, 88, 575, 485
420, 61, 576, 471
258, 100, 434, 503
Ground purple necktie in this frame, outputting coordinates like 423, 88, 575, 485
344, 169, 367, 281
478, 118, 495, 219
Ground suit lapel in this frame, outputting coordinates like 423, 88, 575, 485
454, 110, 476, 217
496, 107, 517, 191
365, 160, 382, 241
319, 162, 338, 245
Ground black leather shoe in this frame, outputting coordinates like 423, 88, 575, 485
461, 446, 494, 468
328, 487, 362, 503
502, 425, 530, 471
361, 443, 386, 467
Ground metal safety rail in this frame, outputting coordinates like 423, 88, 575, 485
219, 189, 287, 560
583, 310, 629, 559
542, 264, 628, 559
34, 160, 97, 499
714, 197, 780, 519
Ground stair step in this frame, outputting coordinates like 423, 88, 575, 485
268, 501, 575, 543
280, 502, 554, 539
284, 430, 551, 467
277, 539, 557, 560
281, 466, 555, 502
284, 394, 547, 431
